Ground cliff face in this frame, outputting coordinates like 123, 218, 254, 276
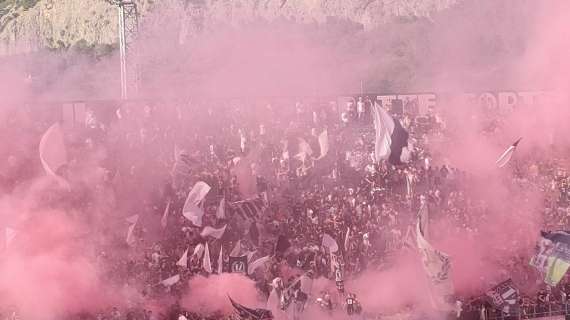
0, 0, 457, 55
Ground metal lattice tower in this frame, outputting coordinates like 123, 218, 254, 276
116, 0, 139, 100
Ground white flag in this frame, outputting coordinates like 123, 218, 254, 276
246, 250, 257, 263
125, 214, 139, 224
344, 227, 351, 252
248, 255, 271, 274
200, 225, 227, 239
406, 171, 414, 198
177, 247, 189, 268
126, 224, 137, 246
372, 102, 395, 163
316, 130, 329, 160
161, 274, 180, 286
161, 201, 171, 228
5, 228, 17, 249
125, 214, 139, 246
496, 138, 522, 168
322, 233, 339, 253
230, 240, 242, 257
192, 243, 205, 260
217, 245, 224, 274
203, 242, 212, 273
182, 181, 211, 226
39, 123, 67, 177
418, 200, 429, 240
416, 217, 454, 310
216, 198, 226, 219
295, 138, 313, 162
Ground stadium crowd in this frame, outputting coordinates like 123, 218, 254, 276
0, 96, 569, 320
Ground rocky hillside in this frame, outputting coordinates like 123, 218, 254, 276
0, 0, 457, 55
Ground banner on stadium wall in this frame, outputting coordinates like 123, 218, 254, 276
338, 90, 558, 115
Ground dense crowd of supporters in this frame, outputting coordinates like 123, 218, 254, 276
0, 97, 569, 320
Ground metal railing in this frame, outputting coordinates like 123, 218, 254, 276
482, 303, 570, 320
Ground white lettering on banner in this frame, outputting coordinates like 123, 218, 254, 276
479, 92, 498, 110
498, 92, 518, 112
371, 91, 556, 115
376, 94, 437, 115
376, 95, 397, 109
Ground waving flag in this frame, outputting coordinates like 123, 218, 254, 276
125, 214, 139, 246
372, 102, 409, 165
200, 225, 227, 239
316, 130, 329, 160
177, 247, 189, 268
496, 138, 522, 168
274, 235, 291, 255
418, 200, 429, 239
294, 138, 313, 162
203, 242, 213, 273
231, 196, 267, 221
216, 198, 226, 219
182, 181, 211, 226
192, 243, 205, 261
322, 233, 339, 253
344, 227, 351, 252
39, 123, 68, 177
160, 274, 180, 287
229, 296, 273, 320
248, 255, 271, 274
161, 201, 171, 228
416, 216, 454, 310
230, 240, 242, 257
218, 245, 224, 274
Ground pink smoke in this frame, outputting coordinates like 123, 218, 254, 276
0, 208, 119, 319
181, 273, 261, 316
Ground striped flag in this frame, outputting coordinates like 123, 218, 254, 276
496, 138, 522, 168
230, 195, 267, 221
